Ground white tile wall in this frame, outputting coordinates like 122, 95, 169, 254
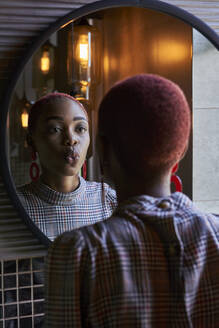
193, 29, 219, 213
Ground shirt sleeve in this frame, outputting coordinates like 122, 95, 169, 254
44, 230, 88, 328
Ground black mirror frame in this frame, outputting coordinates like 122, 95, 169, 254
1, 0, 219, 247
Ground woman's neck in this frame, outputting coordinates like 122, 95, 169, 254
40, 173, 80, 193
115, 172, 172, 203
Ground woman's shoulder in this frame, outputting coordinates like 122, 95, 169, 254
16, 181, 41, 204
83, 178, 117, 204
17, 182, 34, 195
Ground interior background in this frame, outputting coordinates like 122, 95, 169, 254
0, 1, 219, 327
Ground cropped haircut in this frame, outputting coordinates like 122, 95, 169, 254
28, 92, 88, 135
98, 74, 191, 175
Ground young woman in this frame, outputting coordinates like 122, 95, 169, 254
17, 93, 117, 241
45, 74, 219, 327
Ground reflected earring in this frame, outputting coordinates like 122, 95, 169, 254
82, 161, 87, 179
171, 163, 182, 192
29, 150, 40, 182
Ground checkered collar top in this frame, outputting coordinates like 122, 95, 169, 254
17, 176, 117, 241
29, 175, 87, 206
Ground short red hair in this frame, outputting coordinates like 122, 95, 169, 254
98, 74, 191, 174
28, 92, 88, 134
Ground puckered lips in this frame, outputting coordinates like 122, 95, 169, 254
64, 148, 80, 165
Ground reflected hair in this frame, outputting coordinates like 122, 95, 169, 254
28, 92, 88, 135
98, 73, 191, 175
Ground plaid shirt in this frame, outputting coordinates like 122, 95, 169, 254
45, 192, 219, 327
17, 176, 117, 241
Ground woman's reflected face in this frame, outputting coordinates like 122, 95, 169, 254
31, 99, 90, 177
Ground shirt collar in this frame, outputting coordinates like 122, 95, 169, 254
30, 175, 86, 205
115, 192, 193, 218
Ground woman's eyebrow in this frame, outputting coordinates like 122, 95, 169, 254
73, 116, 88, 122
45, 116, 87, 122
46, 116, 64, 122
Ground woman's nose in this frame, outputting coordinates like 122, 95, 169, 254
64, 132, 78, 146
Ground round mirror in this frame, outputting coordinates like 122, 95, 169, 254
1, 0, 219, 245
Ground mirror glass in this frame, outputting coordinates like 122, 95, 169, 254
7, 6, 219, 239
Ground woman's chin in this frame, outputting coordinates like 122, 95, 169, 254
62, 170, 79, 177
62, 167, 80, 177
42, 161, 82, 178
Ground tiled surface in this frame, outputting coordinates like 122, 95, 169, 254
0, 257, 45, 328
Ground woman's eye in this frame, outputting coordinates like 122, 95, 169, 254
48, 126, 62, 134
76, 125, 87, 134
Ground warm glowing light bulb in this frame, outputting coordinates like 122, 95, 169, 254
79, 43, 89, 61
21, 111, 28, 128
77, 34, 90, 66
41, 50, 50, 74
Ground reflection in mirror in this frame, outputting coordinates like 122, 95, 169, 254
9, 26, 117, 241
8, 6, 219, 240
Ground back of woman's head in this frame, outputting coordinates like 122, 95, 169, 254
98, 73, 191, 175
